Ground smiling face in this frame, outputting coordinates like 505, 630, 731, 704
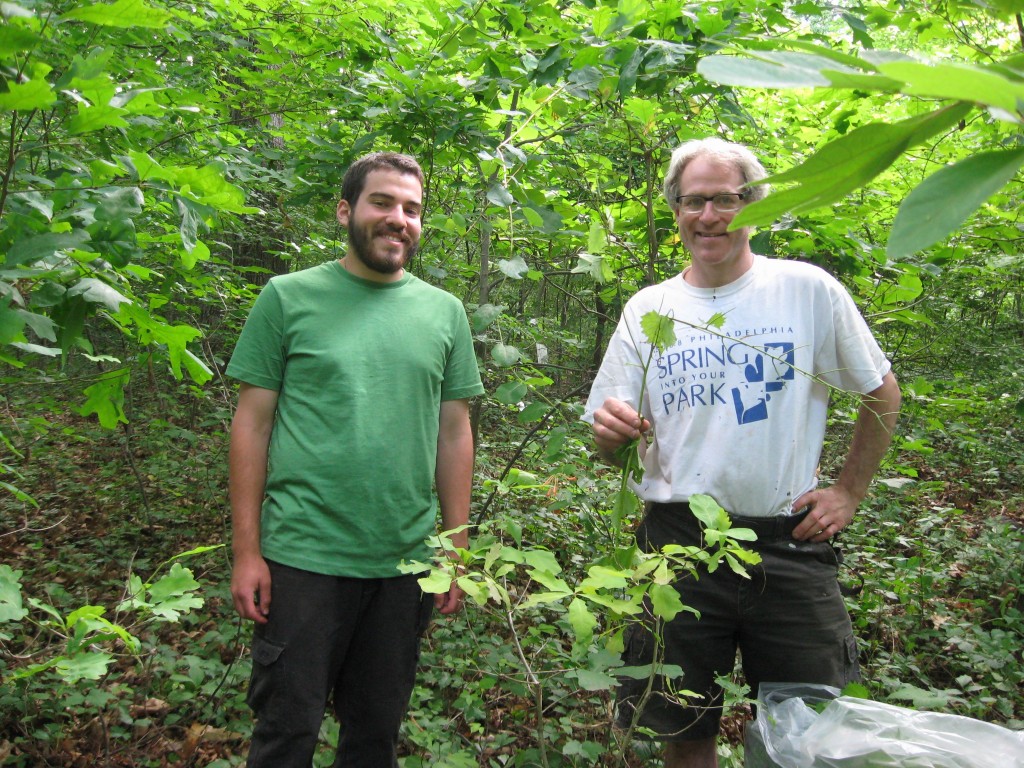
674, 155, 754, 288
336, 168, 423, 282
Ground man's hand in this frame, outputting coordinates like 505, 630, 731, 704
591, 397, 651, 465
231, 554, 272, 623
434, 580, 466, 615
791, 485, 859, 542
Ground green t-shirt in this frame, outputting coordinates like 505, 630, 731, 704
226, 260, 484, 577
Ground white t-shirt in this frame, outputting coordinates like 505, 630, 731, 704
583, 255, 891, 517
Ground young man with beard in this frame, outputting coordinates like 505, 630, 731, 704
227, 152, 483, 767
585, 138, 901, 768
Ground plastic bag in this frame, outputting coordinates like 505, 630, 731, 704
745, 682, 1024, 768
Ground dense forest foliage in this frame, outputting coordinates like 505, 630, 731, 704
1, 0, 1022, 765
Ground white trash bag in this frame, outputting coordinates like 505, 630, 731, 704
745, 682, 1024, 768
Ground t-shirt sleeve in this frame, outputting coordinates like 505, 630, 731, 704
820, 280, 891, 395
582, 308, 647, 424
225, 282, 286, 391
440, 302, 484, 401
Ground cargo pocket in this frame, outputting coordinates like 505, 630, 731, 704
416, 589, 435, 637
246, 634, 285, 711
842, 633, 861, 686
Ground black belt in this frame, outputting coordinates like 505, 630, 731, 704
649, 502, 810, 540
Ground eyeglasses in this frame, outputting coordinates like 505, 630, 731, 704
675, 193, 747, 214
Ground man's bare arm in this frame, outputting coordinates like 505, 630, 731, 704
229, 383, 279, 622
794, 371, 901, 541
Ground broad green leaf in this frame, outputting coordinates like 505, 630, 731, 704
0, 24, 41, 55
580, 565, 628, 590
472, 303, 505, 332
486, 183, 514, 207
688, 493, 728, 529
497, 256, 529, 279
520, 590, 573, 609
0, 78, 56, 111
649, 583, 684, 621
68, 278, 130, 312
587, 219, 606, 253
523, 203, 562, 234
566, 597, 598, 647
734, 103, 973, 227
0, 565, 27, 622
78, 368, 129, 429
876, 61, 1024, 114
66, 604, 106, 627
146, 563, 199, 603
5, 231, 91, 268
0, 299, 27, 345
888, 147, 1024, 259
147, 594, 203, 621
495, 380, 528, 404
55, 651, 113, 682
181, 348, 212, 385
572, 252, 611, 283
706, 312, 726, 330
68, 104, 129, 134
491, 343, 521, 366
573, 668, 619, 691
415, 570, 450, 596
697, 51, 832, 88
61, 0, 172, 29
523, 549, 565, 577
640, 310, 676, 354
516, 402, 546, 423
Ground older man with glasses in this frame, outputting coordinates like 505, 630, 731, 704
584, 138, 902, 768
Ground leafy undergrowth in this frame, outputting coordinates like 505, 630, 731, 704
1, 368, 1022, 767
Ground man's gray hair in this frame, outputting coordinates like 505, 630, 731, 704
663, 138, 769, 209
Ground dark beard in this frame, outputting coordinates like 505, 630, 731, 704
348, 222, 418, 275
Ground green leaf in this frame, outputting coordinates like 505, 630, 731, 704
688, 493, 729, 530
0, 297, 27, 345
68, 278, 131, 313
472, 303, 504, 332
887, 147, 1024, 259
522, 548, 563, 575
876, 60, 1024, 115
566, 597, 598, 647
580, 565, 629, 590
587, 219, 606, 253
5, 231, 91, 268
68, 104, 129, 134
0, 78, 56, 111
147, 563, 199, 603
572, 668, 619, 692
61, 0, 172, 29
640, 310, 676, 354
516, 402, 546, 423
0, 565, 27, 622
495, 380, 528, 404
54, 651, 114, 682
417, 570, 453, 594
486, 183, 515, 207
78, 369, 129, 429
497, 256, 529, 279
649, 582, 684, 621
0, 24, 41, 56
572, 252, 611, 283
697, 51, 833, 88
491, 343, 521, 366
734, 103, 973, 227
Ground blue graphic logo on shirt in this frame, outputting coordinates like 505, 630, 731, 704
730, 342, 795, 423
656, 337, 795, 425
